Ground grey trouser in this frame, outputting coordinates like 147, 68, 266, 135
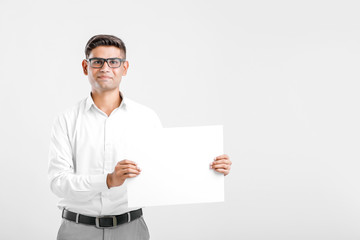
57, 216, 150, 240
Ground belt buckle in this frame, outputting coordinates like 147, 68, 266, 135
95, 216, 117, 228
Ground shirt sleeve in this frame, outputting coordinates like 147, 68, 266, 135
48, 114, 108, 201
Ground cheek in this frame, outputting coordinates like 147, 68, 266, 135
89, 69, 98, 77
87, 71, 98, 83
113, 70, 123, 78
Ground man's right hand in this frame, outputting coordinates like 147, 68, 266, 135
106, 160, 141, 189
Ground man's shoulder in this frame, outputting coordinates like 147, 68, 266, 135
55, 97, 87, 122
124, 97, 158, 116
124, 97, 162, 127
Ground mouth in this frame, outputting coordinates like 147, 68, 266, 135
97, 76, 112, 80
97, 76, 112, 82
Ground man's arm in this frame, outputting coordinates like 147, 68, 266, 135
48, 115, 108, 201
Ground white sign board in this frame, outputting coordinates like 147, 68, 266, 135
126, 125, 224, 207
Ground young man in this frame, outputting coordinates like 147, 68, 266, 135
48, 34, 232, 240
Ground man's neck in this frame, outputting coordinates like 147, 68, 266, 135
91, 89, 122, 116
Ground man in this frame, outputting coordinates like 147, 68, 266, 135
48, 34, 232, 240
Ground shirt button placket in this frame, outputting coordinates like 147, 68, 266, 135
104, 118, 113, 173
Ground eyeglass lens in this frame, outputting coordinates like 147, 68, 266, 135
90, 58, 122, 68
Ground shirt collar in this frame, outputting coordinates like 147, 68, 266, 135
85, 91, 127, 112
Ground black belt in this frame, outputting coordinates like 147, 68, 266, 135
62, 208, 142, 228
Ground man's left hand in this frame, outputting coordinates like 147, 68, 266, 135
210, 154, 232, 176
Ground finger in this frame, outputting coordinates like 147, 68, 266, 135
210, 160, 232, 170
214, 168, 229, 176
214, 154, 229, 160
118, 163, 141, 171
212, 159, 231, 165
123, 173, 139, 178
124, 168, 141, 174
118, 159, 138, 166
118, 168, 141, 175
118, 164, 141, 170
115, 166, 141, 174
211, 164, 230, 170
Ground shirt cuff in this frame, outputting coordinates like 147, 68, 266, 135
90, 174, 108, 192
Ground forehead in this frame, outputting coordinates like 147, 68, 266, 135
89, 46, 123, 58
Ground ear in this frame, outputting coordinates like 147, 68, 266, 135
122, 61, 129, 76
82, 59, 88, 75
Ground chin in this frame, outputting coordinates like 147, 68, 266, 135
98, 85, 119, 91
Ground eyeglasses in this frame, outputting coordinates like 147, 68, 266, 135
87, 58, 126, 68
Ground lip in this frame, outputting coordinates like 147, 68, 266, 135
97, 76, 112, 80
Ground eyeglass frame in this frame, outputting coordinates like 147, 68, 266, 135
86, 57, 127, 68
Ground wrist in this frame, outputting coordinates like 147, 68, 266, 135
106, 173, 113, 189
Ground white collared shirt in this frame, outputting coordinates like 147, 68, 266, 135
48, 92, 162, 216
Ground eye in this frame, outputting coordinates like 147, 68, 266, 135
110, 60, 120, 65
93, 60, 103, 64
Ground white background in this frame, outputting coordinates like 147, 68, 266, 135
1, 0, 360, 239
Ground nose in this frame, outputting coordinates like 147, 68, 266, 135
100, 60, 111, 72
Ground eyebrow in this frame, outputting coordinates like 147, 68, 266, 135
89, 57, 124, 59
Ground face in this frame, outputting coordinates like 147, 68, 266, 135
82, 46, 129, 93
